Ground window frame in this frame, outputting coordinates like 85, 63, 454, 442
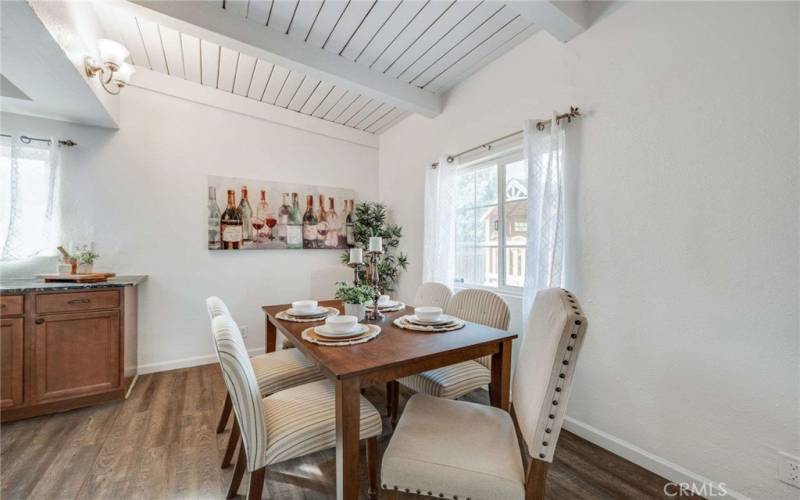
453, 146, 526, 297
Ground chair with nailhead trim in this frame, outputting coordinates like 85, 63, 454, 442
381, 288, 588, 500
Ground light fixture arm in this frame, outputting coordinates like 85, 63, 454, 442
84, 57, 122, 95
83, 39, 134, 96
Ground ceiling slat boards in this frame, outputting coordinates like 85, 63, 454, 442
95, 0, 540, 134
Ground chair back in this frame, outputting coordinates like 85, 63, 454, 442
206, 296, 231, 320
310, 266, 354, 300
511, 288, 588, 463
445, 289, 510, 368
413, 282, 453, 309
211, 315, 268, 472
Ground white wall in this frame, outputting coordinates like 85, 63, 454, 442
378, 2, 799, 499
1, 85, 378, 371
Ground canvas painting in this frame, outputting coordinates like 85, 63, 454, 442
207, 175, 357, 250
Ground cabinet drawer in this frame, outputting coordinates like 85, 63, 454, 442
36, 290, 120, 314
0, 295, 24, 316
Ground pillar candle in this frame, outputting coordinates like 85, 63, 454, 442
368, 237, 383, 252
349, 248, 363, 264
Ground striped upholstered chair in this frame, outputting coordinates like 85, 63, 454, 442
211, 314, 383, 499
413, 282, 453, 309
387, 289, 509, 424
382, 288, 588, 500
206, 297, 324, 468
385, 282, 453, 416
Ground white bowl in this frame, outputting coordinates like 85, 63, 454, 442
292, 300, 318, 313
325, 315, 358, 333
378, 294, 391, 305
415, 306, 443, 322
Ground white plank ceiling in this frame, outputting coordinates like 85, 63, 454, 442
96, 1, 539, 134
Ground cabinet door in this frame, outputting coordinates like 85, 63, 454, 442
0, 318, 24, 408
32, 311, 120, 403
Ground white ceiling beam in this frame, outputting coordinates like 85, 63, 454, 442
125, 0, 442, 117
130, 68, 379, 149
503, 1, 589, 43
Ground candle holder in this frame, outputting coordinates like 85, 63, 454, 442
349, 262, 362, 286
366, 250, 384, 320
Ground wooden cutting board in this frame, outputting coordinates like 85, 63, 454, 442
36, 273, 116, 283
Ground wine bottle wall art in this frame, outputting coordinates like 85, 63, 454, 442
208, 175, 357, 251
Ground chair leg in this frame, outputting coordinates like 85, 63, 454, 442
226, 443, 246, 499
221, 417, 240, 468
388, 381, 399, 428
385, 381, 394, 418
524, 458, 549, 500
248, 467, 266, 500
366, 436, 379, 499
217, 394, 233, 434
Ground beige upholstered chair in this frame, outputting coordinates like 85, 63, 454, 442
381, 288, 588, 500
211, 314, 383, 499
206, 297, 324, 468
413, 282, 453, 309
387, 289, 510, 424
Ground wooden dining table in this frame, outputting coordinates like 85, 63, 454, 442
262, 300, 517, 500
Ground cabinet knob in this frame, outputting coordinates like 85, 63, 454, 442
35, 318, 45, 324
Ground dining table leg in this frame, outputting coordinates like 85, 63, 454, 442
489, 339, 512, 410
335, 377, 361, 500
265, 317, 276, 353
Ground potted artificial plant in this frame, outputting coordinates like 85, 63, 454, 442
74, 250, 100, 274
334, 282, 374, 321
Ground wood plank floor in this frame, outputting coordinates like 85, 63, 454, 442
2, 364, 680, 499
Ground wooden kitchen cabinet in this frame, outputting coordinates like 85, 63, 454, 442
0, 283, 141, 422
1, 316, 24, 409
32, 310, 121, 403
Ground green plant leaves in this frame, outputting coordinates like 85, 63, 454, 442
339, 201, 407, 292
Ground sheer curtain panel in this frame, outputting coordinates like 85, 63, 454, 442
0, 136, 60, 261
522, 114, 566, 336
422, 156, 456, 286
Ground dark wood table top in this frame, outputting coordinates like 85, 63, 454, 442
263, 300, 517, 381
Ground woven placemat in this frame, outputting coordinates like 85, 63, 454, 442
393, 315, 465, 332
301, 324, 381, 346
364, 301, 406, 313
275, 307, 339, 323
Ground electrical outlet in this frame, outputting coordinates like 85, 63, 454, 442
239, 325, 249, 338
779, 452, 800, 489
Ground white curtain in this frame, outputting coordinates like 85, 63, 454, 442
0, 137, 60, 261
522, 114, 566, 331
422, 156, 456, 286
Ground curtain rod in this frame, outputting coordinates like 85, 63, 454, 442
431, 106, 581, 168
0, 133, 77, 147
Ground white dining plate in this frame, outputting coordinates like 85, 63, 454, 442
406, 314, 456, 326
287, 307, 330, 317
314, 323, 369, 338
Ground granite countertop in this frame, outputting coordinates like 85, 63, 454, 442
0, 275, 148, 293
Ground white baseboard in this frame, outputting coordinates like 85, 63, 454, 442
137, 347, 265, 375
563, 416, 750, 500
